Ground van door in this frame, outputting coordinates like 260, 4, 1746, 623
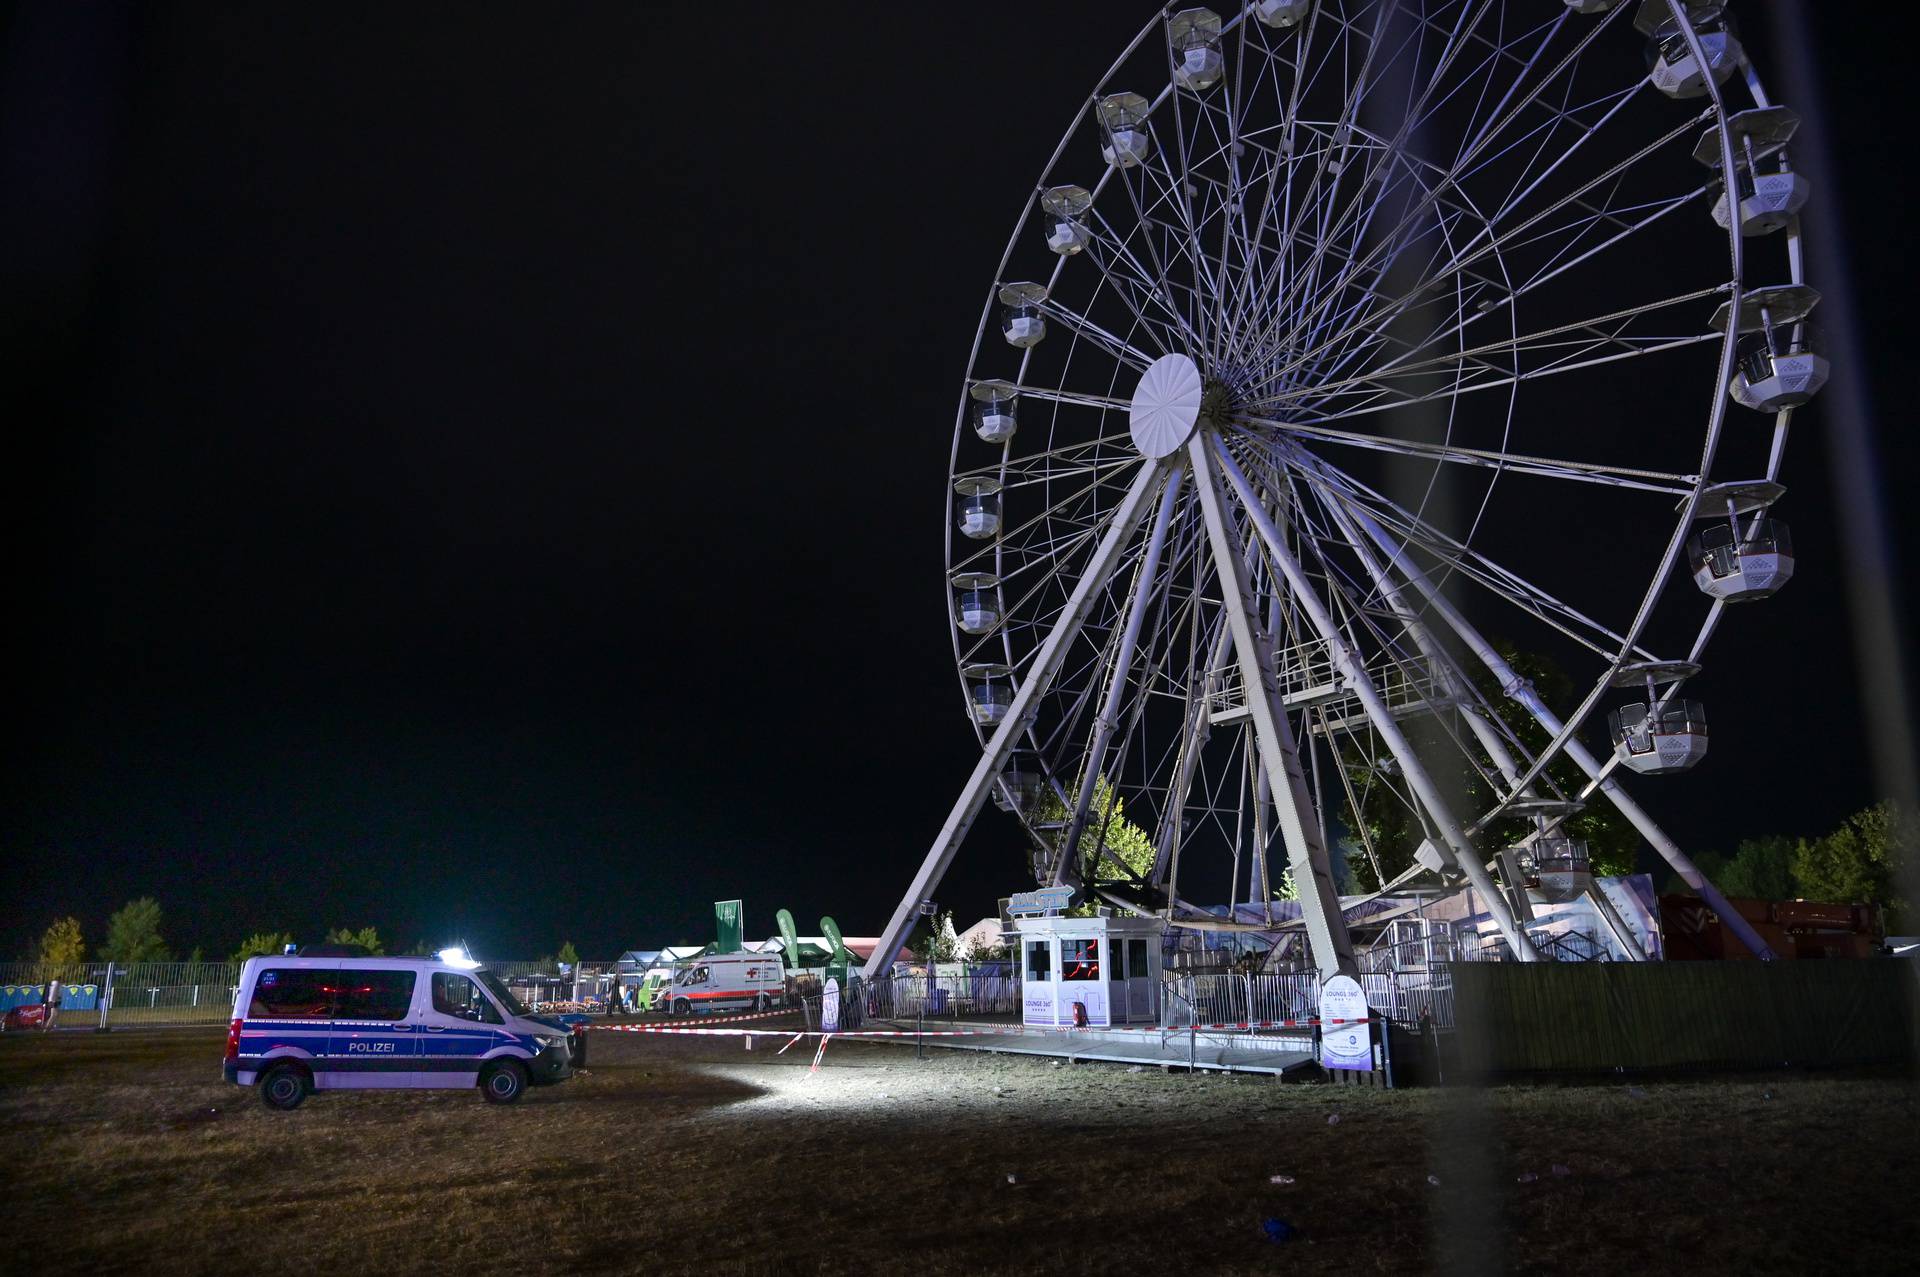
327, 968, 420, 1088
420, 971, 504, 1085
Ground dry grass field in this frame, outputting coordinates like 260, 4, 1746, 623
1, 1025, 1914, 1275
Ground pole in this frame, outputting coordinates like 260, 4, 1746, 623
1188, 431, 1358, 976
1211, 437, 1539, 962
1336, 497, 1778, 960
865, 459, 1173, 980
99, 963, 113, 1031
1055, 461, 1188, 887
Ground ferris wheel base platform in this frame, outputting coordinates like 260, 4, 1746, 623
862, 1019, 1320, 1077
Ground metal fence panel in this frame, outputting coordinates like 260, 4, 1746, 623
1451, 957, 1919, 1073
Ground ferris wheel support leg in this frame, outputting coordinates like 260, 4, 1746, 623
862, 460, 1173, 982
1319, 492, 1552, 933
1209, 436, 1540, 963
1054, 460, 1189, 890
1585, 882, 1650, 963
1340, 501, 1779, 961
1189, 434, 1357, 978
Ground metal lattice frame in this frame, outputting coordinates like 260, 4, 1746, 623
869, 1, 1808, 980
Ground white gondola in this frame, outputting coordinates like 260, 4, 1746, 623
963, 663, 1015, 726
969, 380, 1019, 444
1252, 0, 1313, 28
1635, 0, 1740, 100
1692, 107, 1810, 237
1169, 9, 1224, 92
1040, 185, 1092, 256
998, 282, 1048, 349
1606, 661, 1708, 775
1526, 838, 1594, 904
1710, 285, 1829, 413
1097, 93, 1152, 168
1685, 480, 1794, 601
951, 571, 1002, 634
954, 477, 1002, 539
994, 766, 1043, 815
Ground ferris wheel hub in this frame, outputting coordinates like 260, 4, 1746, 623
1129, 353, 1205, 458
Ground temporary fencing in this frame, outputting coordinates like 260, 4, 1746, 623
0, 961, 240, 1027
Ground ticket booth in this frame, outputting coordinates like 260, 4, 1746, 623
1013, 912, 1164, 1027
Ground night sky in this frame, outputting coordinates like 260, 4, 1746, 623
4, 3, 1913, 961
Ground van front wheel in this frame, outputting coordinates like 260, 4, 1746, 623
755, 994, 770, 1012
480, 1060, 528, 1105
260, 1062, 309, 1111
673, 999, 692, 1017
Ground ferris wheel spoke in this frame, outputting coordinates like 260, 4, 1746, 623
1292, 451, 1655, 661
1080, 218, 1207, 351
1026, 293, 1157, 370
1255, 3, 1504, 362
1239, 411, 1693, 494
1245, 167, 1713, 407
1257, 11, 1654, 372
1251, 284, 1726, 432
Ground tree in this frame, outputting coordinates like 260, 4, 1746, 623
324, 926, 384, 955
1793, 802, 1913, 928
1031, 775, 1157, 907
1693, 835, 1798, 900
1338, 642, 1640, 891
99, 898, 171, 964
232, 931, 295, 961
557, 941, 580, 967
926, 911, 961, 963
38, 917, 86, 969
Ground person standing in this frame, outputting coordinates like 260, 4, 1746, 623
605, 978, 624, 1018
43, 979, 63, 1031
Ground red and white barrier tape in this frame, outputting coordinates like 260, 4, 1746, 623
589, 1006, 798, 1030
591, 1015, 1368, 1040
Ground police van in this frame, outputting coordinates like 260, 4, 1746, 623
224, 949, 583, 1110
662, 951, 786, 1015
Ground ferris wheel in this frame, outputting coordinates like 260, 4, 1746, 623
870, 0, 1822, 977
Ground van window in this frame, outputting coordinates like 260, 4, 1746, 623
431, 972, 503, 1024
249, 968, 336, 1019
335, 970, 417, 1021
680, 966, 709, 985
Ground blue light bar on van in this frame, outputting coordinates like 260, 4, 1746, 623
437, 947, 481, 970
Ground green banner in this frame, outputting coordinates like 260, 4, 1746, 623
775, 908, 800, 966
714, 899, 743, 953
820, 915, 848, 986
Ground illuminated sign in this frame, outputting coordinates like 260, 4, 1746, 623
1008, 886, 1075, 915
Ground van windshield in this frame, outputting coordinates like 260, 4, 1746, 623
476, 970, 531, 1018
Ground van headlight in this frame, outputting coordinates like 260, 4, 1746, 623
537, 1035, 567, 1052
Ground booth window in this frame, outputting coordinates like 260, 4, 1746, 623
1127, 938, 1148, 980
1064, 938, 1101, 981
1025, 941, 1052, 982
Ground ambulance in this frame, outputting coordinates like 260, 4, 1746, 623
224, 949, 583, 1110
662, 951, 786, 1015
